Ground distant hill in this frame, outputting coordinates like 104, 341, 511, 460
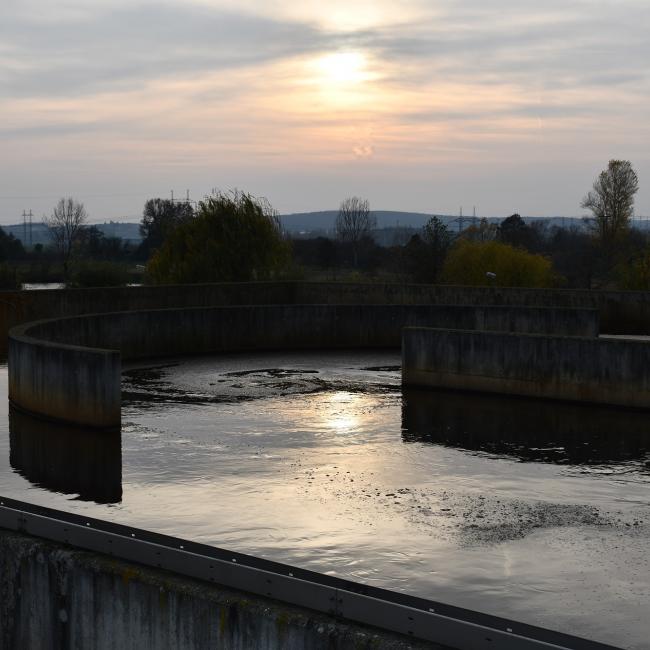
1, 222, 143, 247
280, 210, 460, 234
279, 210, 588, 235
282, 210, 650, 236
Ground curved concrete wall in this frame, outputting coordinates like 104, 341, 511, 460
2, 280, 650, 354
8, 332, 121, 429
8, 303, 597, 428
402, 327, 650, 409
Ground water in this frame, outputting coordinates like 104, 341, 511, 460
1, 351, 649, 649
20, 282, 65, 290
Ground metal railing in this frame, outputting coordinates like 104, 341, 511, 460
0, 496, 620, 650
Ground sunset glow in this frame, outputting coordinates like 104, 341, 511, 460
0, 0, 648, 219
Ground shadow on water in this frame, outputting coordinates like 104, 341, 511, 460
9, 407, 122, 503
402, 388, 650, 467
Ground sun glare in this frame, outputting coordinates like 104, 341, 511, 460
316, 51, 369, 85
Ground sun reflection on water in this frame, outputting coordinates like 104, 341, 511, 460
313, 390, 378, 436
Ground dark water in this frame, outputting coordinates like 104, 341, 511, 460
1, 351, 649, 649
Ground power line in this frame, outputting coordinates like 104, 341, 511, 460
0, 191, 171, 201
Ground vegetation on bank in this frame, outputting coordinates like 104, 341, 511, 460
2, 159, 646, 290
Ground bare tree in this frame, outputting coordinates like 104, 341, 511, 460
335, 196, 376, 267
581, 160, 639, 243
45, 197, 88, 279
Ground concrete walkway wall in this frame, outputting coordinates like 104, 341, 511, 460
0, 529, 434, 650
402, 327, 650, 408
2, 281, 650, 354
9, 304, 596, 428
293, 283, 650, 334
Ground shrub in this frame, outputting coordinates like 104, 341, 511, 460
617, 249, 650, 290
70, 261, 130, 287
441, 240, 558, 287
0, 263, 19, 289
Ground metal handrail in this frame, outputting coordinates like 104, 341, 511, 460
0, 496, 620, 650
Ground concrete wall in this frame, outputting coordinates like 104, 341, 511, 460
8, 331, 121, 429
8, 303, 598, 427
0, 283, 296, 353
293, 283, 650, 334
402, 327, 650, 408
0, 529, 434, 650
2, 281, 650, 354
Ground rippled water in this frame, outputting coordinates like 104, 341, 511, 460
1, 351, 649, 649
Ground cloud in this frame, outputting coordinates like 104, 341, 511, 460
2, 0, 648, 110
0, 3, 325, 97
353, 144, 374, 158
1, 0, 648, 219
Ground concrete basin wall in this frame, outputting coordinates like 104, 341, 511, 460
402, 327, 650, 408
293, 283, 650, 334
0, 529, 433, 650
8, 331, 121, 429
8, 303, 598, 428
3, 280, 650, 353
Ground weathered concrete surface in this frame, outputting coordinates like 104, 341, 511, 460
0, 529, 441, 650
402, 327, 650, 408
8, 303, 596, 428
8, 330, 121, 428
0, 283, 295, 353
2, 280, 650, 353
294, 283, 650, 334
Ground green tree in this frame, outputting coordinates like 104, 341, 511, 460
461, 217, 498, 242
420, 216, 453, 282
138, 198, 194, 259
441, 239, 558, 287
581, 160, 639, 244
615, 241, 650, 290
0, 228, 25, 261
147, 190, 290, 284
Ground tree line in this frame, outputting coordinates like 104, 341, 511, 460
2, 158, 643, 290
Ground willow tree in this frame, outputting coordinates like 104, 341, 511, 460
581, 160, 639, 243
146, 190, 290, 284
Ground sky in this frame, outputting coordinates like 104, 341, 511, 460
1, 0, 649, 224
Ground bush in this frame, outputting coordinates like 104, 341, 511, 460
69, 261, 130, 287
617, 249, 650, 290
441, 240, 559, 287
0, 263, 19, 289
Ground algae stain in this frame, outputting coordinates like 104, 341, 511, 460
158, 588, 168, 610
276, 611, 289, 641
219, 607, 227, 636
121, 567, 139, 587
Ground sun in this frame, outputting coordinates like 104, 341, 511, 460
315, 51, 369, 85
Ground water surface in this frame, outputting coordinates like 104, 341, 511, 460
1, 351, 649, 649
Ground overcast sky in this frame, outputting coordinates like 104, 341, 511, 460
1, 0, 649, 223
